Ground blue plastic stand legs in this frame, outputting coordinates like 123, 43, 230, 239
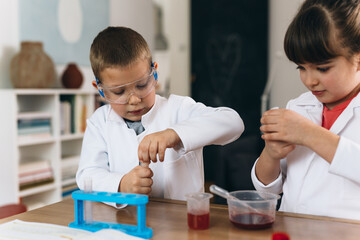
69, 190, 153, 239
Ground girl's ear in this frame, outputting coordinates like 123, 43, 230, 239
353, 53, 360, 71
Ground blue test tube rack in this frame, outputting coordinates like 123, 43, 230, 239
69, 190, 153, 239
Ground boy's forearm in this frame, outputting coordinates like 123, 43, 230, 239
171, 108, 244, 152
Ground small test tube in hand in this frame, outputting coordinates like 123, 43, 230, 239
84, 177, 93, 224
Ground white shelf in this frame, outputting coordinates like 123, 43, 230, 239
18, 136, 56, 147
19, 183, 57, 197
62, 178, 77, 187
0, 89, 96, 207
60, 133, 84, 141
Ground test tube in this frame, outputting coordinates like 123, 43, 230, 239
84, 177, 93, 224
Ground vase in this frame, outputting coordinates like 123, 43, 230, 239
10, 41, 56, 88
61, 63, 83, 89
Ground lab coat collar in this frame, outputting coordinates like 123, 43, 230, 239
330, 92, 360, 134
293, 91, 360, 133
140, 95, 161, 129
294, 92, 323, 107
293, 92, 323, 125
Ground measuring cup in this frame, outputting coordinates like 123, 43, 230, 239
185, 192, 213, 230
210, 185, 280, 229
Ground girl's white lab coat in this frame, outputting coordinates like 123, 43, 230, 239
252, 92, 360, 220
77, 94, 244, 206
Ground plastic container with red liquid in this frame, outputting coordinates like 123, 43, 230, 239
185, 192, 213, 230
227, 191, 280, 230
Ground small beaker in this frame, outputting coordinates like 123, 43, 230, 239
185, 192, 213, 230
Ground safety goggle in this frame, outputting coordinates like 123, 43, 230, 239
95, 63, 158, 104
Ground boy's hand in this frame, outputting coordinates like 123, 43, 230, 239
260, 108, 316, 146
119, 165, 153, 195
138, 129, 181, 165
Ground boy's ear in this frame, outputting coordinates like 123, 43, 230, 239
92, 80, 98, 89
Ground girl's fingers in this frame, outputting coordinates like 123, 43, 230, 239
260, 123, 278, 133
262, 132, 279, 141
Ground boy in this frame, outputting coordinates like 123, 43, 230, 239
76, 26, 244, 206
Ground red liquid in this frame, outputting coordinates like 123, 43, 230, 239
230, 213, 274, 230
187, 212, 210, 230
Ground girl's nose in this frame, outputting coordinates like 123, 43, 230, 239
302, 72, 319, 87
127, 93, 141, 105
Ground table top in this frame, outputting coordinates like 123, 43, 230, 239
1, 198, 360, 240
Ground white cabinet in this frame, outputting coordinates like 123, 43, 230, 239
0, 89, 96, 210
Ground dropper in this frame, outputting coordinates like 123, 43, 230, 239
209, 185, 261, 214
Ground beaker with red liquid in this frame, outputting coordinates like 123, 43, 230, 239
185, 192, 213, 230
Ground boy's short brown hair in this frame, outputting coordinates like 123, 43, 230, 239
90, 26, 152, 82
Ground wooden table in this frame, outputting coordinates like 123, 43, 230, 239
0, 198, 360, 239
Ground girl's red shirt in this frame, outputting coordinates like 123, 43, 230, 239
322, 93, 359, 130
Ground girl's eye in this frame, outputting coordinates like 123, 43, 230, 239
296, 65, 305, 70
317, 67, 330, 72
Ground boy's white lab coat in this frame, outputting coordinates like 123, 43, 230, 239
252, 92, 360, 220
77, 94, 244, 205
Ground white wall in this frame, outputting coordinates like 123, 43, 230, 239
267, 0, 307, 108
0, 0, 19, 88
0, 0, 156, 90
153, 0, 190, 96
109, 0, 154, 51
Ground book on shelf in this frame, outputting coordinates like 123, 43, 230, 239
60, 101, 71, 135
19, 160, 54, 189
60, 95, 87, 134
61, 155, 80, 182
17, 111, 52, 120
62, 184, 79, 198
17, 112, 52, 139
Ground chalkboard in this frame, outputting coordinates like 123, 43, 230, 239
191, 0, 268, 194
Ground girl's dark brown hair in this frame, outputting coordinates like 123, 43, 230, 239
90, 26, 152, 82
284, 0, 360, 64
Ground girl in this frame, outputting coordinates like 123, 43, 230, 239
252, 0, 360, 220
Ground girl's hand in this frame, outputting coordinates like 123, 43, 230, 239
255, 140, 295, 185
263, 140, 296, 161
138, 129, 181, 165
260, 108, 316, 146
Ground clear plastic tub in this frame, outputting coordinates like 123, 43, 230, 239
227, 190, 280, 230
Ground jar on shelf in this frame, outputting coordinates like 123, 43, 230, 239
10, 41, 56, 88
61, 63, 83, 89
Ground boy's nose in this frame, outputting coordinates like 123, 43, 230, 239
127, 93, 141, 105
